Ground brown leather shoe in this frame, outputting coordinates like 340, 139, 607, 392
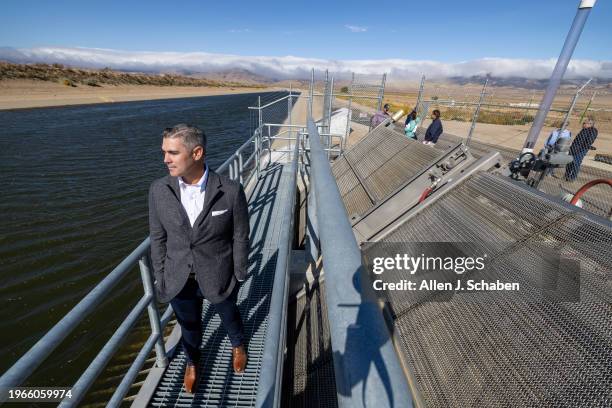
184, 363, 197, 393
232, 345, 247, 373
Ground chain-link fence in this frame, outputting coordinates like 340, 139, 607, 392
305, 70, 386, 154
381, 77, 611, 219
331, 73, 387, 131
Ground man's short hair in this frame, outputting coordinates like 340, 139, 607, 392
163, 124, 206, 151
433, 109, 441, 117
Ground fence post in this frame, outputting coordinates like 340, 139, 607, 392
327, 76, 334, 138
561, 78, 592, 131
344, 72, 355, 147
377, 73, 387, 112
466, 78, 489, 146
309, 68, 314, 118
578, 90, 596, 125
416, 74, 426, 112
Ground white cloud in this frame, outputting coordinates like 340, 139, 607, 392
1, 46, 611, 80
345, 25, 367, 33
228, 29, 251, 33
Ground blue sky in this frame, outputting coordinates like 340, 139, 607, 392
1, 0, 610, 61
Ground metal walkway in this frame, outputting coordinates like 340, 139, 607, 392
148, 162, 294, 406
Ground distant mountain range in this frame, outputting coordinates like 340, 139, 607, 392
447, 75, 612, 90
2, 59, 611, 92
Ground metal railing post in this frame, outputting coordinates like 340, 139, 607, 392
466, 78, 489, 146
258, 96, 262, 129
238, 152, 244, 184
139, 255, 168, 368
255, 129, 261, 180
229, 158, 235, 180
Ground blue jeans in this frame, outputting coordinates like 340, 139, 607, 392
170, 278, 244, 364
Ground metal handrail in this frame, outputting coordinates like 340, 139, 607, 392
0, 123, 271, 406
255, 127, 301, 408
306, 117, 415, 408
0, 239, 166, 407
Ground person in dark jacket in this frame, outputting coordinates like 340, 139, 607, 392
149, 124, 250, 393
423, 109, 443, 145
565, 119, 598, 181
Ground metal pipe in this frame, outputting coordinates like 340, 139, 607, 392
258, 96, 262, 128
327, 76, 335, 136
255, 130, 261, 180
255, 129, 300, 408
159, 305, 174, 329
578, 90, 596, 125
561, 77, 592, 131
59, 295, 152, 407
248, 94, 291, 110
416, 75, 426, 112
306, 149, 319, 265
522, 0, 596, 151
238, 153, 244, 184
422, 99, 569, 112
106, 332, 159, 407
306, 118, 414, 408
377, 73, 387, 112
344, 72, 354, 144
309, 68, 314, 117
466, 78, 489, 145
0, 239, 150, 395
139, 255, 168, 368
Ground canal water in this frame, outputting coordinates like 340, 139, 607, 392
0, 91, 289, 404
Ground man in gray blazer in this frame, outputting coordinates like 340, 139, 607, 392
148, 124, 249, 393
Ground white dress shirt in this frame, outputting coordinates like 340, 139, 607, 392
178, 166, 208, 227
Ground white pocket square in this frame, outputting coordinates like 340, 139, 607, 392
211, 209, 228, 216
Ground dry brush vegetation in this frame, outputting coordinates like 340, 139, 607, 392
0, 61, 265, 88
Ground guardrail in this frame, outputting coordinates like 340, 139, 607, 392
306, 117, 415, 408
0, 124, 271, 406
255, 128, 301, 408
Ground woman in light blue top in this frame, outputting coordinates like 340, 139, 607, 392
404, 110, 420, 140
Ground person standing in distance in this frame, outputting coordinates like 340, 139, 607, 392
148, 124, 250, 394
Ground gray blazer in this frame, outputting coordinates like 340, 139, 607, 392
148, 169, 250, 304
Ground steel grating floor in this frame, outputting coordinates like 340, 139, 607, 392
332, 126, 446, 220
149, 162, 293, 407
281, 279, 338, 408
364, 171, 612, 407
